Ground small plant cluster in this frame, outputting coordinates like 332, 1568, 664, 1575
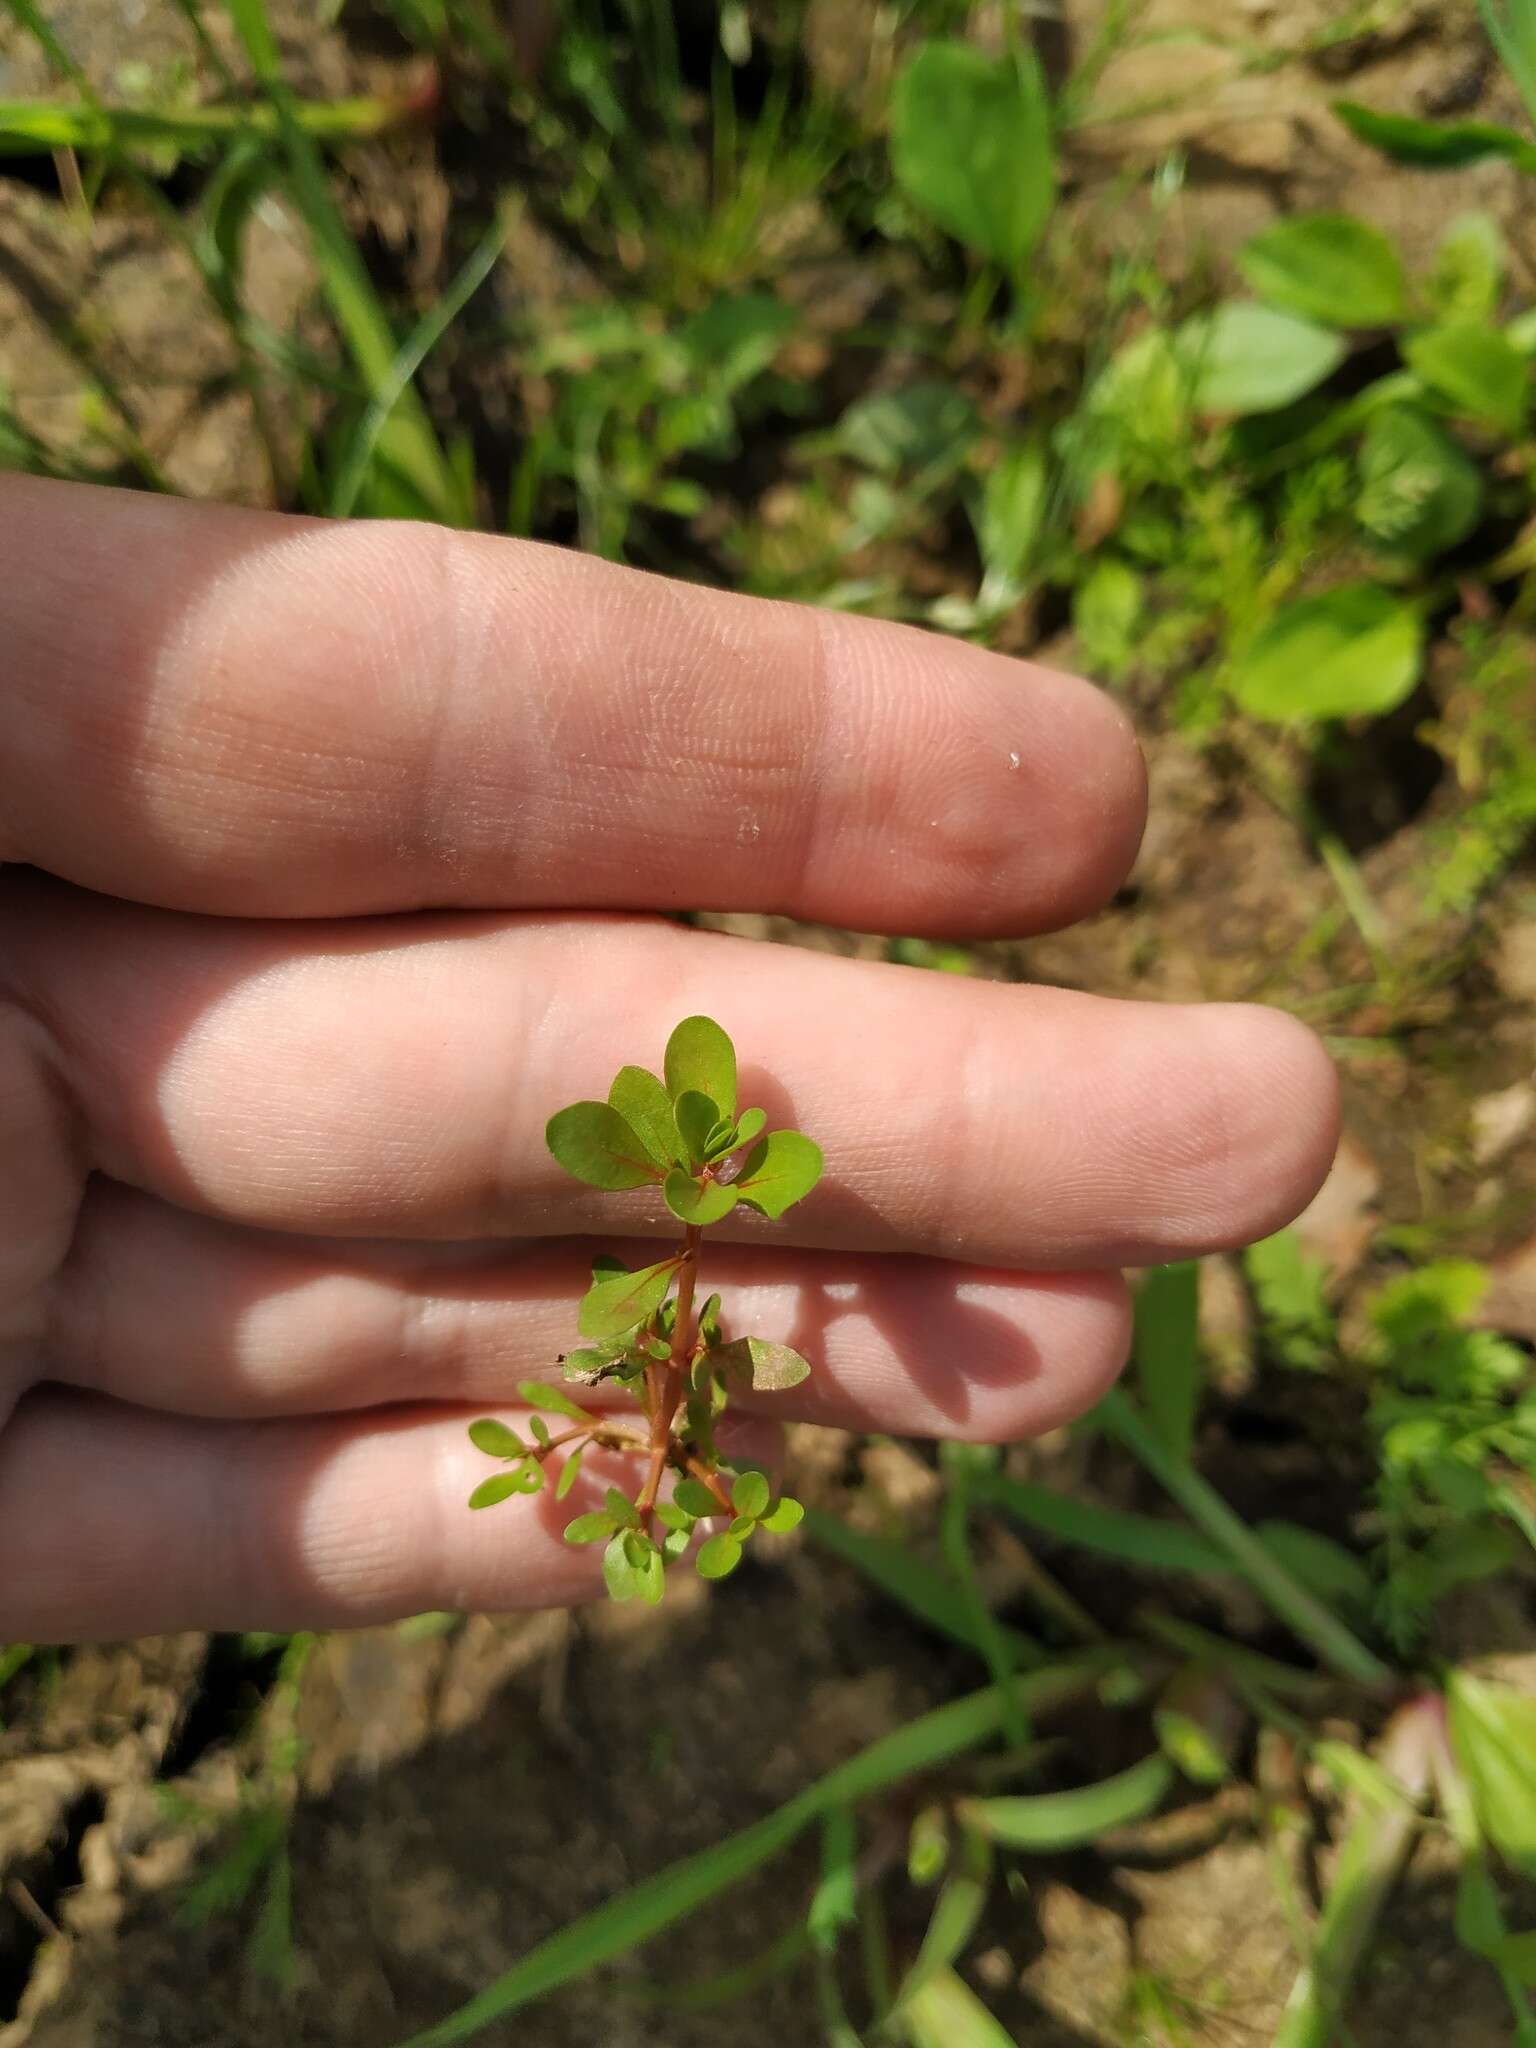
464, 1016, 821, 1603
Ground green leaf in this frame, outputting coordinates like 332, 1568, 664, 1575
1228, 583, 1423, 724
674, 1089, 723, 1167
563, 1511, 615, 1545
389, 1657, 1124, 2047
545, 1101, 660, 1190
760, 1496, 805, 1534
664, 1016, 737, 1122
805, 1510, 1042, 1666
555, 1448, 584, 1501
891, 1829, 992, 2011
1254, 1522, 1374, 1615
1238, 213, 1406, 328
709, 1335, 813, 1394
673, 1478, 721, 1520
1430, 212, 1505, 322
578, 1255, 681, 1340
959, 1754, 1174, 1850
1404, 322, 1530, 433
663, 1167, 740, 1227
468, 1472, 527, 1510
697, 1293, 724, 1349
467, 1418, 525, 1461
734, 1131, 824, 1219
731, 1470, 771, 1520
1176, 303, 1345, 415
1448, 1673, 1536, 1876
696, 1533, 744, 1580
1333, 99, 1536, 173
807, 1808, 858, 1954
730, 1107, 767, 1151
835, 383, 979, 477
605, 1487, 641, 1529
1154, 1708, 1231, 1787
602, 1529, 641, 1602
900, 1966, 1021, 2048
516, 1381, 593, 1422
1134, 1262, 1201, 1464
890, 40, 1054, 271
977, 439, 1048, 594
703, 1115, 737, 1159
608, 1066, 683, 1169
529, 1415, 550, 1447
1357, 404, 1483, 562
654, 1502, 693, 1534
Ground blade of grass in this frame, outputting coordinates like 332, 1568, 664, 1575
899, 1965, 1020, 2048
966, 1469, 1231, 1578
327, 204, 511, 517
805, 1510, 1044, 1667
957, 1753, 1175, 1852
940, 1454, 1030, 1745
0, 97, 418, 152
226, 0, 466, 525
1273, 1699, 1436, 2048
392, 1652, 1136, 2046
1096, 1389, 1395, 1692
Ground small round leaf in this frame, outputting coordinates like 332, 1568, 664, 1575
731, 1470, 771, 1520
467, 1418, 524, 1461
696, 1533, 744, 1581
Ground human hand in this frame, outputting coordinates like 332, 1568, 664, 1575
0, 476, 1338, 1640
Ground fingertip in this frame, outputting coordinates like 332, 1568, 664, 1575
1199, 1004, 1341, 1251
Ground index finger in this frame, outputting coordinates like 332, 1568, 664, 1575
0, 476, 1144, 930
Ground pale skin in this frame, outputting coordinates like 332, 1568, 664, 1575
0, 475, 1340, 1642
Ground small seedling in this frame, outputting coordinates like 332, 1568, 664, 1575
464, 1016, 821, 1603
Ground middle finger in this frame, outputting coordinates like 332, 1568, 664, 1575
5, 874, 1338, 1267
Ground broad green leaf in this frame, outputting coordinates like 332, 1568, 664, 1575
760, 1497, 805, 1534
608, 1066, 683, 1168
1358, 404, 1483, 561
605, 1487, 641, 1529
467, 1418, 525, 1460
703, 1115, 737, 1159
710, 1336, 813, 1392
959, 1753, 1174, 1850
1494, 1930, 1536, 1984
735, 1131, 824, 1219
1176, 303, 1345, 416
1239, 213, 1407, 328
664, 1166, 740, 1227
674, 1479, 721, 1519
603, 1529, 641, 1601
1430, 213, 1505, 322
674, 1089, 722, 1166
730, 1107, 766, 1151
1448, 1673, 1536, 1875
1228, 583, 1423, 724
728, 1516, 758, 1542
545, 1101, 659, 1190
563, 1511, 614, 1545
664, 1016, 737, 1121
654, 1502, 692, 1534
1134, 1262, 1201, 1464
900, 1965, 1022, 2048
732, 1470, 771, 1520
1333, 100, 1536, 174
555, 1448, 584, 1501
516, 1381, 594, 1422
678, 290, 798, 391
1405, 321, 1530, 433
696, 1532, 744, 1580
528, 1415, 550, 1446
578, 1255, 681, 1340
468, 1472, 527, 1510
390, 1656, 1124, 2046
890, 40, 1054, 271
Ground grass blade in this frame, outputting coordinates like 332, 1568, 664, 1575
899, 1965, 1020, 2047
805, 1509, 1043, 1666
1134, 1261, 1201, 1461
392, 1654, 1134, 2046
967, 1469, 1231, 1578
226, 0, 467, 525
0, 96, 417, 153
958, 1753, 1175, 1851
1096, 1389, 1395, 1692
327, 204, 511, 516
